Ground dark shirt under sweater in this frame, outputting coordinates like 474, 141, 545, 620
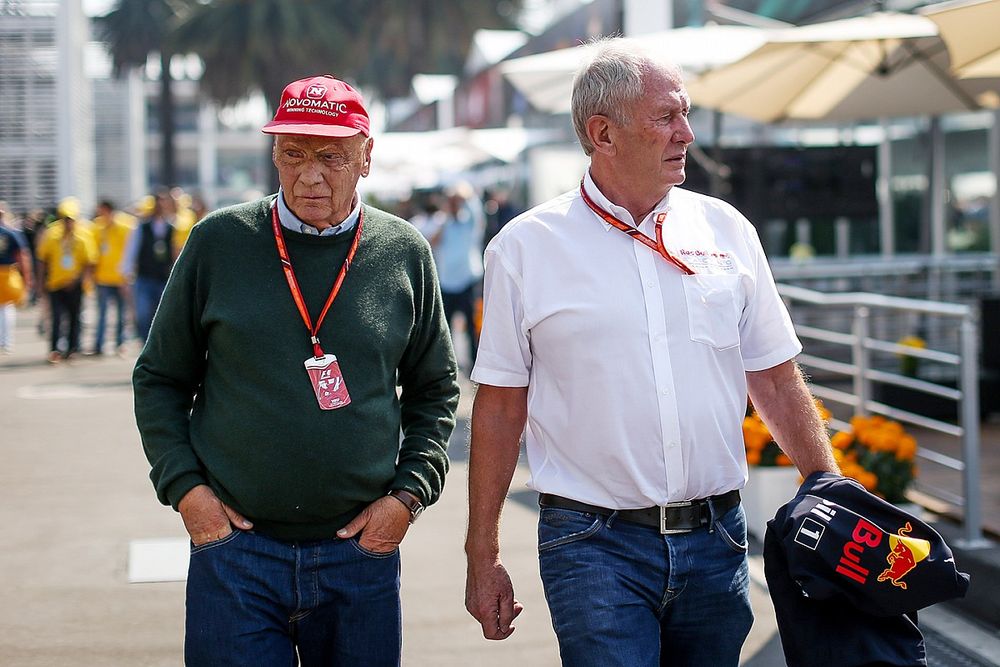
133, 196, 459, 540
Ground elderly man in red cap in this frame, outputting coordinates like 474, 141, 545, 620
133, 75, 459, 666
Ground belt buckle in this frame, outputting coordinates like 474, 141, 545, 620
659, 500, 694, 535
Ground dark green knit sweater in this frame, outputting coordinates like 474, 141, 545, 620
133, 196, 459, 540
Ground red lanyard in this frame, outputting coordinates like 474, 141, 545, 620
271, 204, 363, 358
579, 181, 695, 275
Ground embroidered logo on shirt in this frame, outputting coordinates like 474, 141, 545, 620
677, 249, 737, 273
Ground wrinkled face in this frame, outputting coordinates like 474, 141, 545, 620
273, 134, 372, 229
611, 65, 695, 195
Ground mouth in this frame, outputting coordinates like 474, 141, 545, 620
665, 154, 686, 165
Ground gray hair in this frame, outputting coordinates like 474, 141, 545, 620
571, 37, 680, 155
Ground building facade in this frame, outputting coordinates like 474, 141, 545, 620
0, 0, 93, 215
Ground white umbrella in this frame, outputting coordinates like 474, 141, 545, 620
686, 12, 1000, 123
923, 0, 1000, 78
500, 25, 768, 114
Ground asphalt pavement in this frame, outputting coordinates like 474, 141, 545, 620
1, 303, 996, 666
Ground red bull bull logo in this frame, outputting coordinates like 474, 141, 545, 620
877, 522, 931, 590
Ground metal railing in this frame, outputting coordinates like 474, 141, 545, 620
771, 253, 1000, 302
777, 283, 990, 548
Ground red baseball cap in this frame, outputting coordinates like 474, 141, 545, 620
262, 75, 370, 138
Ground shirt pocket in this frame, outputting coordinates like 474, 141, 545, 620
682, 274, 742, 350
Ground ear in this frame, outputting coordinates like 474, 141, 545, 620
360, 137, 374, 178
585, 114, 617, 156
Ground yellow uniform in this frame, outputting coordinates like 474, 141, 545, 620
92, 213, 136, 287
37, 224, 97, 291
172, 206, 198, 254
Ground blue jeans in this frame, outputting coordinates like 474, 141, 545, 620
185, 530, 402, 666
94, 284, 126, 350
537, 502, 753, 667
134, 277, 167, 342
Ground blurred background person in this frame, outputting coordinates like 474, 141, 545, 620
419, 183, 485, 370
89, 199, 136, 356
21, 209, 45, 305
120, 190, 178, 343
171, 188, 198, 257
482, 188, 519, 250
36, 200, 96, 362
0, 203, 32, 353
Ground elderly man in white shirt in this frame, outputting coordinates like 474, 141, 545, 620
464, 37, 840, 667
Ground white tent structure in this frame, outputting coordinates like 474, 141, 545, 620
500, 25, 769, 114
363, 127, 561, 198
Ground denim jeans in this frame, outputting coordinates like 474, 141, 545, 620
94, 284, 126, 351
537, 502, 753, 667
134, 277, 167, 342
185, 530, 402, 667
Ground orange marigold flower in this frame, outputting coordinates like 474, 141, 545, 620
831, 432, 853, 450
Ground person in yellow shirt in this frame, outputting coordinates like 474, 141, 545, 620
170, 188, 198, 260
90, 200, 135, 355
37, 213, 97, 362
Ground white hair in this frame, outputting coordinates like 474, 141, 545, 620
571, 37, 682, 155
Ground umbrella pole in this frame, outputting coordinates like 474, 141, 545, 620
991, 110, 1000, 293
930, 116, 947, 259
927, 116, 947, 302
878, 117, 895, 258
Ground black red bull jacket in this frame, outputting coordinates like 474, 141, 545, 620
763, 471, 970, 667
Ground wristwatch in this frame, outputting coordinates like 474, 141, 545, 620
387, 489, 425, 523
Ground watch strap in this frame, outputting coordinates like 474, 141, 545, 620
387, 489, 424, 522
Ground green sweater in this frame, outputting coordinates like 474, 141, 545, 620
133, 197, 459, 540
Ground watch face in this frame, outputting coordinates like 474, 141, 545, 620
411, 504, 425, 522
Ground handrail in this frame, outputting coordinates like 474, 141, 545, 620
777, 283, 989, 548
777, 283, 971, 316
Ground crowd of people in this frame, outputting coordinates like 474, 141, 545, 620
0, 189, 207, 361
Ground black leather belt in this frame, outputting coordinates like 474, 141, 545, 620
538, 489, 741, 534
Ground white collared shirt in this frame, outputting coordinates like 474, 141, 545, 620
471, 170, 801, 508
277, 188, 360, 236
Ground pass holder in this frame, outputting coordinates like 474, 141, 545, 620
304, 353, 351, 410
271, 204, 364, 412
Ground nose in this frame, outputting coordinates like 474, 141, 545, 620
298, 158, 324, 186
675, 116, 695, 145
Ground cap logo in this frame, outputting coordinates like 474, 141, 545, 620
306, 84, 327, 99
262, 75, 370, 137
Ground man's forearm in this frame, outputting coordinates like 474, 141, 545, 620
465, 384, 528, 559
747, 360, 839, 477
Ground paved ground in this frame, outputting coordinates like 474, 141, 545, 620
1, 303, 996, 665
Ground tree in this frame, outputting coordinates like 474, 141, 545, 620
169, 1, 356, 119
97, 0, 194, 188
170, 0, 521, 188
173, 0, 520, 105
354, 0, 520, 98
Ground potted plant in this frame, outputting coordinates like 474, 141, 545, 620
741, 401, 830, 539
830, 415, 917, 505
